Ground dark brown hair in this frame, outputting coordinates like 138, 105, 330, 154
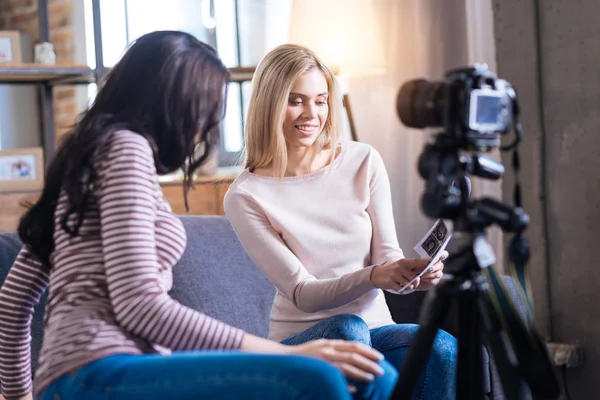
18, 30, 230, 268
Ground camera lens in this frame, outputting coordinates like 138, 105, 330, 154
396, 79, 446, 129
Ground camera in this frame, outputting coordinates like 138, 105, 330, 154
395, 64, 521, 221
396, 64, 516, 152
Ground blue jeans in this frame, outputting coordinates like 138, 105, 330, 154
38, 351, 360, 400
281, 314, 458, 400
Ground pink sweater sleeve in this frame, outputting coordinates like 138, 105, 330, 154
366, 148, 405, 265
97, 136, 244, 351
224, 190, 376, 314
0, 246, 48, 399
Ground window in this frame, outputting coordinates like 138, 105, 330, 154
83, 0, 292, 167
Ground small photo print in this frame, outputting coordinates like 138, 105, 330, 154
0, 155, 37, 181
433, 220, 449, 241
422, 236, 441, 257
414, 219, 452, 259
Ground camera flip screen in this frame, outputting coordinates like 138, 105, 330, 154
469, 89, 506, 133
476, 96, 501, 124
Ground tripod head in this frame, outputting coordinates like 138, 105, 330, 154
417, 131, 529, 236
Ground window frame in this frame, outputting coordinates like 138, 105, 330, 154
85, 0, 254, 168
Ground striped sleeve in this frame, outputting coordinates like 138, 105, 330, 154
0, 246, 49, 399
96, 133, 244, 351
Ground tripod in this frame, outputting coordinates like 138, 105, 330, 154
389, 136, 559, 399
392, 63, 560, 400
390, 209, 530, 399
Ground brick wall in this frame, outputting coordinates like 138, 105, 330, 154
0, 0, 77, 139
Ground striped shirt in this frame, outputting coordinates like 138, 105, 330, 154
0, 130, 245, 399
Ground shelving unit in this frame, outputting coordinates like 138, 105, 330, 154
0, 0, 256, 167
0, 0, 105, 164
0, 64, 95, 84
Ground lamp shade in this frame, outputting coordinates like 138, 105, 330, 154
288, 0, 386, 77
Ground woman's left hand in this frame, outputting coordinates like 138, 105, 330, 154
413, 251, 448, 291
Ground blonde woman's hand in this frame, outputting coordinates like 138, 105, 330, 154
370, 258, 431, 292
285, 339, 385, 382
414, 251, 447, 291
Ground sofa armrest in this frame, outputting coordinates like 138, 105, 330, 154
384, 275, 528, 335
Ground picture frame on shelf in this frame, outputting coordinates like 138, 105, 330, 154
0, 31, 22, 64
0, 147, 44, 192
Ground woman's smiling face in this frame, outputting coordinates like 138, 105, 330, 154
282, 69, 329, 149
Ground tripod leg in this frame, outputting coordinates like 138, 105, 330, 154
456, 287, 485, 399
477, 291, 531, 400
391, 280, 451, 399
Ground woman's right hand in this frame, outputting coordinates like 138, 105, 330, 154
285, 339, 385, 382
370, 258, 431, 292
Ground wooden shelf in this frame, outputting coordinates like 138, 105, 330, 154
0, 64, 253, 86
0, 63, 96, 85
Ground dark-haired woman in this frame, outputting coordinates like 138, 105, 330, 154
0, 31, 396, 400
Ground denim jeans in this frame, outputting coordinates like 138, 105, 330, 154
38, 351, 363, 400
281, 314, 458, 400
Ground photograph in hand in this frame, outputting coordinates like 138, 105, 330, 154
386, 219, 452, 295
433, 219, 448, 241
422, 236, 441, 258
415, 219, 451, 259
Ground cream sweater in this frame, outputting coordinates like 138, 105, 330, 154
224, 141, 404, 341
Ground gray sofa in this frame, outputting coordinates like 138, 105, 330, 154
0, 215, 527, 399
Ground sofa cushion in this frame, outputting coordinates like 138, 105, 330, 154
170, 216, 275, 338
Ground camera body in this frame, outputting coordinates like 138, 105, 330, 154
396, 64, 515, 152
397, 64, 520, 222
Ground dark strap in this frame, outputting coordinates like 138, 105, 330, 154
483, 253, 559, 397
484, 105, 559, 395
483, 91, 560, 397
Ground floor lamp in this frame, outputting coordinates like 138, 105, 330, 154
342, 93, 359, 142
288, 0, 386, 142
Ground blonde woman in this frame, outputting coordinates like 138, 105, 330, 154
224, 44, 458, 399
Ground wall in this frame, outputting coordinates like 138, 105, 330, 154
348, 0, 503, 258
493, 0, 600, 397
348, 0, 473, 251
0, 0, 78, 139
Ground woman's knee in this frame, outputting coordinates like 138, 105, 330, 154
430, 329, 458, 372
285, 356, 351, 399
324, 314, 371, 344
356, 359, 399, 400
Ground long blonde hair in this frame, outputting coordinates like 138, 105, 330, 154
244, 43, 343, 177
